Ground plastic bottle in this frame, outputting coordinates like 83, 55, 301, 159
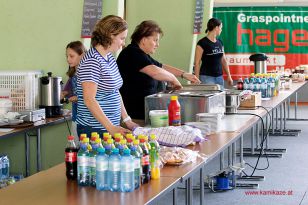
119, 139, 128, 156
77, 138, 90, 186
133, 139, 143, 155
1, 155, 9, 179
108, 148, 121, 192
261, 78, 268, 98
120, 149, 135, 192
0, 156, 2, 179
65, 135, 78, 180
89, 140, 99, 187
249, 77, 255, 91
104, 138, 114, 155
149, 134, 160, 180
236, 77, 243, 90
168, 95, 181, 126
254, 77, 261, 93
130, 146, 141, 189
139, 138, 150, 184
243, 78, 249, 90
96, 147, 109, 191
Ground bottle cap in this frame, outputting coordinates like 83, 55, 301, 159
95, 138, 101, 144
123, 149, 130, 155
107, 138, 114, 144
171, 96, 178, 101
67, 135, 74, 140
112, 148, 119, 154
133, 139, 140, 145
80, 134, 87, 141
150, 134, 156, 140
97, 147, 105, 154
114, 133, 122, 138
82, 138, 89, 143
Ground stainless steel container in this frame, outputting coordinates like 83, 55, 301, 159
249, 53, 268, 74
145, 89, 225, 124
39, 72, 63, 117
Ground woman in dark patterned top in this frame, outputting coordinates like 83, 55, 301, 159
194, 18, 233, 87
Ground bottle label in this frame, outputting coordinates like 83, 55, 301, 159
122, 161, 134, 172
77, 156, 87, 167
134, 158, 141, 169
96, 160, 108, 171
88, 157, 96, 168
141, 155, 150, 166
109, 161, 120, 171
65, 152, 77, 162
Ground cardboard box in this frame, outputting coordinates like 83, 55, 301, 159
240, 92, 262, 108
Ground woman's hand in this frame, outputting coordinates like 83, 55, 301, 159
171, 78, 183, 90
227, 76, 233, 86
108, 125, 131, 136
183, 73, 201, 84
68, 96, 78, 103
125, 120, 140, 130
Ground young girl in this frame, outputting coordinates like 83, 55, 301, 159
61, 41, 86, 139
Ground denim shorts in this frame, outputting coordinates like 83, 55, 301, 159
200, 75, 224, 87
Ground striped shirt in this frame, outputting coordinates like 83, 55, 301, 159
76, 47, 123, 130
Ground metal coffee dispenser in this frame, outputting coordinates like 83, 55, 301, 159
249, 53, 268, 74
144, 84, 226, 124
39, 72, 63, 117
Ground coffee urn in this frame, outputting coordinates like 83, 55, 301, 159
39, 72, 63, 117
249, 53, 268, 74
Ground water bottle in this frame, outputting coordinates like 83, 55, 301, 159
149, 134, 160, 180
65, 135, 78, 180
267, 77, 272, 98
243, 78, 249, 90
120, 149, 135, 192
2, 155, 9, 179
249, 77, 255, 91
108, 148, 121, 192
89, 140, 99, 187
254, 78, 261, 93
261, 78, 268, 98
77, 138, 90, 186
96, 147, 109, 191
0, 156, 3, 179
130, 146, 141, 189
270, 77, 275, 97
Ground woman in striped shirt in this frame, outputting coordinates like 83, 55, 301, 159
76, 15, 139, 137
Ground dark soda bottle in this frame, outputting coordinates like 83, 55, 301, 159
237, 77, 244, 90
140, 138, 150, 184
65, 135, 78, 180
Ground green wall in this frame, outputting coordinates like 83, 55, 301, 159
0, 0, 116, 176
0, 0, 213, 176
126, 0, 195, 73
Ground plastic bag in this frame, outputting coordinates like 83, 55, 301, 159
159, 146, 207, 166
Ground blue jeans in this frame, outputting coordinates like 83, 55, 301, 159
200, 75, 224, 87
77, 124, 106, 139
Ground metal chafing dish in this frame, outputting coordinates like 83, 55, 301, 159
144, 84, 226, 124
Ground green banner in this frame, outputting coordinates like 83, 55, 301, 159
213, 7, 308, 78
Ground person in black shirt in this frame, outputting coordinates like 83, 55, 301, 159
194, 18, 233, 87
117, 20, 200, 123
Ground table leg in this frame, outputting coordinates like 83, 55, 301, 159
37, 128, 41, 172
25, 132, 30, 177
200, 167, 204, 205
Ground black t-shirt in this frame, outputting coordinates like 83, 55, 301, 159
197, 37, 224, 77
117, 43, 162, 120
